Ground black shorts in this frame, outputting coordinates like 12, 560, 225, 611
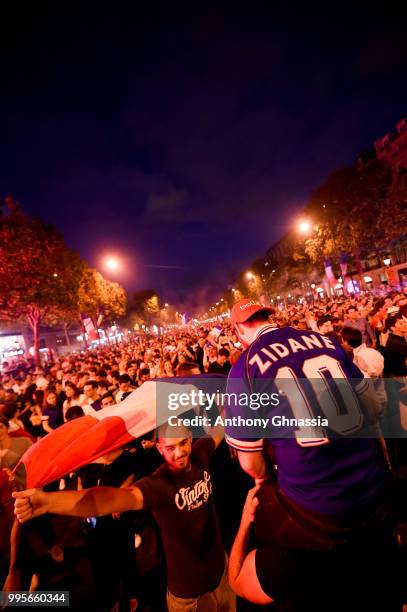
255, 536, 402, 612
253, 482, 401, 611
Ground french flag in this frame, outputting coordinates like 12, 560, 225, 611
18, 376, 226, 488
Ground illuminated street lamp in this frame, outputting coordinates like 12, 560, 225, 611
298, 219, 311, 234
103, 256, 121, 272
246, 271, 254, 280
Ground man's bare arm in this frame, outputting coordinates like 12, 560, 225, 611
13, 486, 144, 523
237, 450, 268, 480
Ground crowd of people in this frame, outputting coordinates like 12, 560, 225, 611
1, 288, 407, 610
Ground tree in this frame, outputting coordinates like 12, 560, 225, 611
77, 268, 127, 322
72, 267, 127, 345
378, 173, 407, 246
304, 160, 393, 264
0, 198, 84, 364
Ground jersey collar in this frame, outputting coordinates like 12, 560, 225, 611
253, 324, 278, 342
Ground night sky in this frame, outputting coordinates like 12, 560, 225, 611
1, 4, 406, 310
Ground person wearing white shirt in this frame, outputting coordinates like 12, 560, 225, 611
341, 327, 387, 414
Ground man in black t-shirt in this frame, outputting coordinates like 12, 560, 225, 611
14, 424, 236, 612
383, 312, 407, 377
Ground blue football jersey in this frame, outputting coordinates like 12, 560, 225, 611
225, 325, 387, 514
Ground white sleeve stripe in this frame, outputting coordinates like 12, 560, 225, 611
225, 435, 264, 452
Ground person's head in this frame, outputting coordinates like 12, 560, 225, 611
198, 337, 207, 348
231, 300, 274, 349
84, 380, 99, 400
65, 405, 85, 421
176, 362, 200, 377
156, 423, 193, 472
127, 365, 137, 378
346, 306, 360, 321
177, 353, 187, 365
0, 415, 10, 442
385, 312, 407, 336
207, 346, 217, 360
65, 382, 79, 399
317, 315, 334, 335
139, 368, 150, 384
163, 360, 174, 376
341, 326, 363, 350
101, 392, 116, 408
218, 348, 230, 365
119, 373, 131, 392
1, 402, 19, 421
45, 390, 58, 407
109, 370, 121, 385
97, 380, 110, 395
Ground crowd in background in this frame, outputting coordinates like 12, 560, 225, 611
0, 288, 406, 610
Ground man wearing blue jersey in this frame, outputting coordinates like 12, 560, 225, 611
225, 299, 399, 611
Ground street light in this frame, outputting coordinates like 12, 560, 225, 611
383, 257, 391, 267
246, 271, 254, 280
104, 256, 121, 271
298, 219, 311, 234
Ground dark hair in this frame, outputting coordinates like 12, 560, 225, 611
218, 348, 230, 358
317, 315, 332, 327
65, 382, 80, 397
176, 362, 199, 376
385, 311, 403, 332
98, 380, 110, 390
101, 392, 115, 402
119, 374, 131, 384
97, 369, 108, 378
0, 414, 9, 429
341, 326, 362, 348
246, 310, 274, 323
139, 368, 150, 378
1, 402, 19, 420
65, 405, 85, 421
84, 380, 98, 390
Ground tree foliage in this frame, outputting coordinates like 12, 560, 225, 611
0, 198, 127, 361
0, 199, 85, 362
304, 160, 394, 263
77, 268, 127, 322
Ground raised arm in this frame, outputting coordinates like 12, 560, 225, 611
237, 450, 268, 481
13, 485, 144, 523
